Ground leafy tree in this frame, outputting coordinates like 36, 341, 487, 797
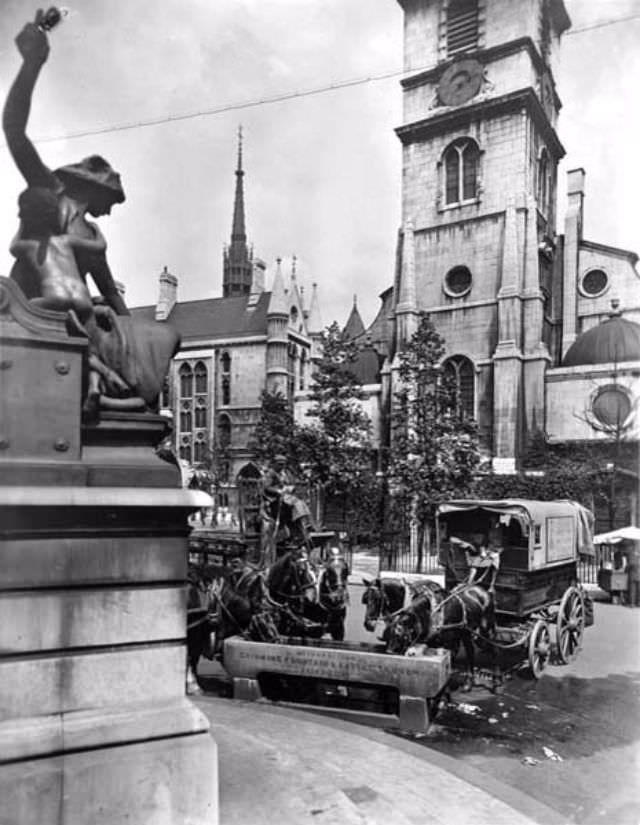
297, 322, 380, 542
388, 314, 482, 565
475, 430, 634, 531
248, 390, 298, 469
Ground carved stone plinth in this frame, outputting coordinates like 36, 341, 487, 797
0, 277, 218, 824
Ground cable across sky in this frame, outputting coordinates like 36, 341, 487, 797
18, 12, 640, 147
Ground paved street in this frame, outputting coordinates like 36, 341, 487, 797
199, 573, 640, 824
347, 583, 640, 825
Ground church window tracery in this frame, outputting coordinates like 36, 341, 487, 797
443, 138, 479, 205
443, 355, 475, 418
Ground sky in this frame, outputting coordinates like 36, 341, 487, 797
0, 1, 638, 330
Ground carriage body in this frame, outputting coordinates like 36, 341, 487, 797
436, 499, 595, 675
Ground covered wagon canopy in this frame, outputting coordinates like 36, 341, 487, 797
593, 526, 640, 545
437, 499, 595, 558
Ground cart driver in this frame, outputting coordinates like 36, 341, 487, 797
262, 454, 313, 530
450, 530, 501, 593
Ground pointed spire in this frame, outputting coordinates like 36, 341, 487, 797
223, 126, 253, 297
343, 295, 365, 341
268, 257, 288, 316
231, 124, 246, 243
306, 282, 323, 335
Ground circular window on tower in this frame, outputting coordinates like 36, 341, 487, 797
444, 265, 473, 297
590, 384, 632, 431
580, 268, 609, 298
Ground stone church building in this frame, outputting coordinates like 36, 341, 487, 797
346, 0, 639, 523
131, 135, 324, 511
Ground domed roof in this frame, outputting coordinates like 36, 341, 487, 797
563, 314, 640, 367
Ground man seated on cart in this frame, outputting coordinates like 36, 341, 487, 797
262, 454, 314, 542
450, 527, 502, 594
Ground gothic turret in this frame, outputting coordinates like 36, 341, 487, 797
266, 259, 289, 394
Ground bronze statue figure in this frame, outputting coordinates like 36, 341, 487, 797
3, 11, 179, 415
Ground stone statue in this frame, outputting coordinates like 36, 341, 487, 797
3, 11, 179, 415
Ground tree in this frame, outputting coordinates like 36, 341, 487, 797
388, 314, 482, 565
296, 322, 380, 542
248, 390, 298, 469
475, 429, 635, 531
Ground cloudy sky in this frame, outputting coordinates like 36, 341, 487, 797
0, 1, 638, 329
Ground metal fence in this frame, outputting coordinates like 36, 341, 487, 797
378, 535, 600, 584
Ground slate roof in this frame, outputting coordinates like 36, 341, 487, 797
130, 291, 271, 341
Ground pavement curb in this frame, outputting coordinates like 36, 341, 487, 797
197, 695, 567, 825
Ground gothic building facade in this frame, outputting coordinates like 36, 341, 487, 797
131, 136, 324, 510
354, 0, 639, 525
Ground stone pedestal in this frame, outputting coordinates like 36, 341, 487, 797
0, 277, 218, 824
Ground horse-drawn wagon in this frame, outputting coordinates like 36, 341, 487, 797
436, 499, 595, 678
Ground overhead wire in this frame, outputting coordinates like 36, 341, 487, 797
13, 12, 640, 146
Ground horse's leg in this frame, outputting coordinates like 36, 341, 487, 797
460, 630, 476, 691
329, 609, 346, 641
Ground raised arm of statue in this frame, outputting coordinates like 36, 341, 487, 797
2, 13, 56, 189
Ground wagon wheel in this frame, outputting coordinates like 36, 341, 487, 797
555, 586, 585, 664
528, 619, 551, 679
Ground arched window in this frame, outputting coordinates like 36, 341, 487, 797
180, 403, 192, 432
218, 414, 231, 448
299, 349, 307, 391
288, 343, 297, 399
194, 399, 207, 429
444, 139, 479, 205
194, 361, 208, 394
194, 438, 207, 464
447, 0, 479, 57
220, 352, 231, 405
443, 355, 475, 419
290, 306, 298, 326
179, 444, 192, 463
537, 148, 549, 211
161, 376, 170, 409
179, 363, 193, 398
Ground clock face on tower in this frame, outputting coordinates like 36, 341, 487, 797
438, 59, 484, 107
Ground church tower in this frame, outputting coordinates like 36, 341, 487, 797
223, 127, 254, 297
394, 0, 570, 471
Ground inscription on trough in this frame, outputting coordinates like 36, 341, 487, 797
224, 638, 450, 696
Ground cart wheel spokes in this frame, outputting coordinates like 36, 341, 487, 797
528, 618, 551, 679
556, 586, 584, 664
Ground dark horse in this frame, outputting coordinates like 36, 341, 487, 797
186, 564, 218, 693
386, 581, 498, 688
318, 559, 349, 641
266, 550, 327, 638
361, 577, 436, 642
211, 563, 280, 661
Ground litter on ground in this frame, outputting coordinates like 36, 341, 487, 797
542, 746, 563, 762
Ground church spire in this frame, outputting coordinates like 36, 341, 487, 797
231, 125, 246, 243
223, 125, 253, 298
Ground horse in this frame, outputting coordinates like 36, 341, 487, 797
361, 576, 437, 642
318, 558, 350, 641
211, 563, 280, 661
186, 564, 218, 693
386, 580, 499, 689
266, 549, 327, 638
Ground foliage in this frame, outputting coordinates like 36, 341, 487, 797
474, 430, 634, 529
296, 322, 380, 540
388, 314, 482, 537
248, 390, 298, 469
